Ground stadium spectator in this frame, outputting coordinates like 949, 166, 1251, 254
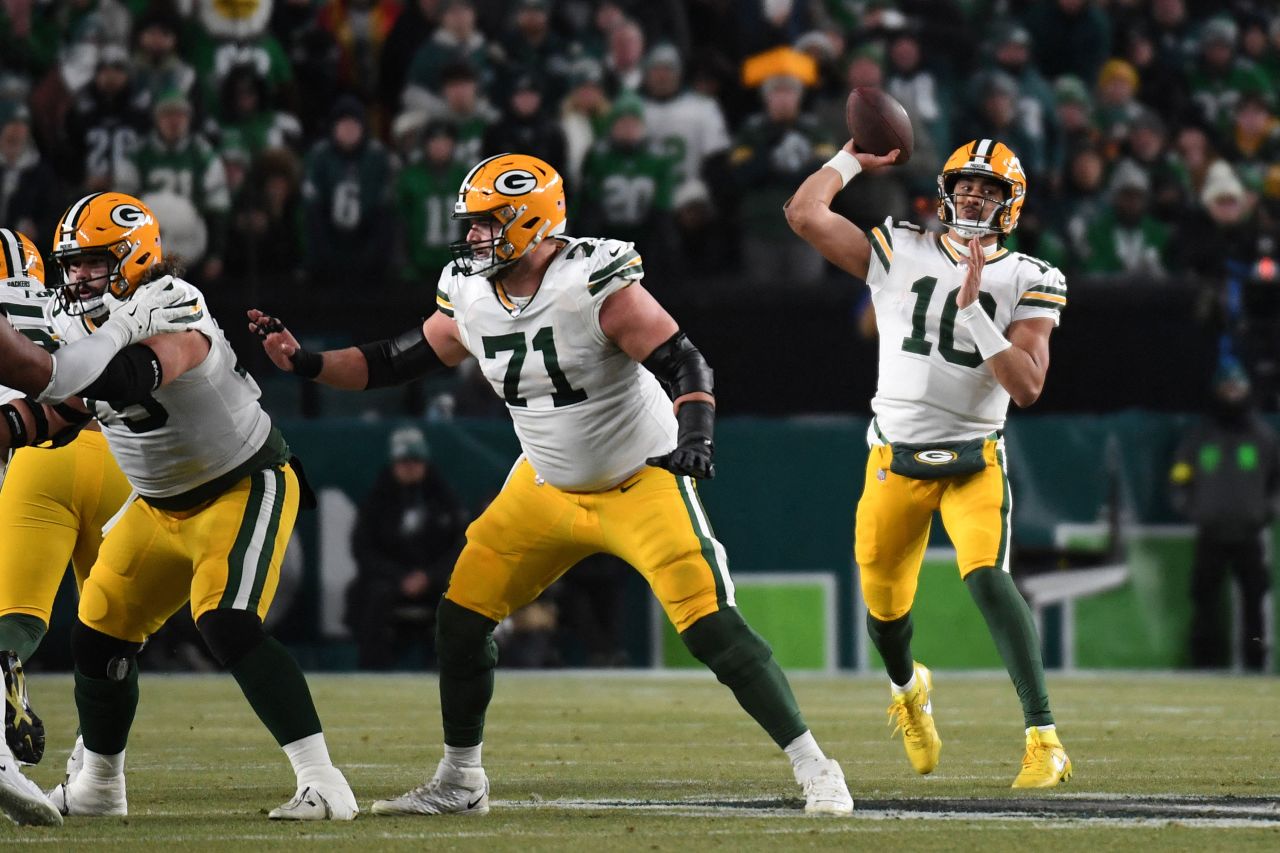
1053, 76, 1101, 172
1094, 59, 1146, 153
1082, 160, 1169, 277
59, 44, 149, 191
1023, 0, 1112, 85
301, 96, 396, 290
210, 64, 303, 159
577, 93, 679, 275
346, 427, 467, 670
378, 0, 443, 124
602, 17, 646, 96
1239, 13, 1280, 92
1170, 364, 1278, 671
26, 0, 133, 91
883, 29, 950, 193
1119, 22, 1190, 124
226, 146, 305, 287
554, 554, 632, 667
1169, 160, 1271, 280
402, 0, 493, 115
482, 72, 567, 178
270, 0, 342, 139
1188, 16, 1271, 135
499, 0, 573, 107
190, 0, 296, 125
0, 102, 59, 240
1057, 145, 1109, 270
316, 0, 403, 107
1222, 90, 1280, 204
640, 43, 734, 267
396, 120, 467, 284
560, 57, 611, 186
1171, 123, 1219, 202
986, 23, 1059, 185
731, 73, 836, 285
962, 71, 1045, 183
118, 91, 230, 283
1119, 109, 1188, 226
426, 61, 498, 167
129, 8, 196, 112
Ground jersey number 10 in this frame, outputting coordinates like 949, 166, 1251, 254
900, 276, 997, 369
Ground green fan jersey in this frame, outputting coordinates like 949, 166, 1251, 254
579, 141, 678, 243
120, 133, 231, 216
396, 159, 468, 282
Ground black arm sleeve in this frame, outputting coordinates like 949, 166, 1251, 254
78, 344, 163, 404
357, 325, 446, 389
641, 331, 714, 399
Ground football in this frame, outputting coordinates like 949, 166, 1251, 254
845, 87, 914, 165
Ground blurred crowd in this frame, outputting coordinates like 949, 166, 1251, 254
2, 0, 1278, 305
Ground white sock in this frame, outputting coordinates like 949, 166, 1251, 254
783, 731, 826, 771
283, 732, 333, 784
83, 748, 125, 780
891, 672, 917, 694
1026, 724, 1056, 735
444, 743, 482, 769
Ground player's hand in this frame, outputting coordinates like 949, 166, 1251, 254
247, 308, 302, 373
956, 236, 986, 309
647, 438, 716, 480
101, 277, 204, 347
844, 139, 900, 172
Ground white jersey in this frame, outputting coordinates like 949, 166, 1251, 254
436, 237, 677, 492
642, 91, 731, 191
865, 218, 1066, 443
0, 281, 60, 405
55, 277, 277, 500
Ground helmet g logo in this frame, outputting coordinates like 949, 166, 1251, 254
110, 204, 148, 228
494, 169, 537, 196
914, 449, 959, 465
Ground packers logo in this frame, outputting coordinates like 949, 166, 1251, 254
494, 169, 538, 196
914, 449, 959, 465
110, 204, 149, 228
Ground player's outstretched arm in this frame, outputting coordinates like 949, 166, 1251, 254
0, 395, 93, 454
783, 140, 899, 281
0, 313, 54, 396
248, 308, 468, 390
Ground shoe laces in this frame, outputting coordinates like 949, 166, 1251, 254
887, 694, 925, 741
1021, 737, 1057, 770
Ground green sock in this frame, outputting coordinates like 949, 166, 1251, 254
0, 613, 47, 662
436, 599, 499, 748
965, 567, 1054, 728
866, 611, 915, 686
74, 664, 139, 756
680, 608, 807, 748
229, 636, 322, 746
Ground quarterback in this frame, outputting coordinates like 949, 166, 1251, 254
785, 139, 1071, 787
250, 152, 853, 815
0, 193, 358, 821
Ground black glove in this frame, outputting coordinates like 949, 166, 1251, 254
646, 400, 715, 479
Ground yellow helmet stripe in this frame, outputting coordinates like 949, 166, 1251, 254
0, 229, 20, 279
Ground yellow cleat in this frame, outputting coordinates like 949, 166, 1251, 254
1011, 726, 1072, 788
887, 662, 941, 775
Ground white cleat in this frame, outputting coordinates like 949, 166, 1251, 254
65, 735, 84, 787
47, 771, 126, 817
268, 767, 359, 821
371, 759, 489, 816
796, 758, 854, 815
0, 756, 62, 826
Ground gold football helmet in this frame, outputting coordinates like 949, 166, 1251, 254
52, 192, 163, 315
0, 229, 45, 286
936, 139, 1027, 237
450, 153, 566, 278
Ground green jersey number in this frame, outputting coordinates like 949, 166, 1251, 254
900, 275, 999, 368
482, 327, 588, 408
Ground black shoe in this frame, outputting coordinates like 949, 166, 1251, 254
2, 651, 44, 765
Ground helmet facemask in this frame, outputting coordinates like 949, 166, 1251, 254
450, 203, 552, 279
938, 172, 1017, 238
52, 246, 123, 318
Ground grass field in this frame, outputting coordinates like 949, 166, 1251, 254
1, 671, 1277, 850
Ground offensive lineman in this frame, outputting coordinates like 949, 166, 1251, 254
249, 152, 854, 815
0, 193, 359, 820
785, 139, 1072, 787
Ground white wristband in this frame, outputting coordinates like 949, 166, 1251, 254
822, 150, 862, 188
957, 301, 1012, 361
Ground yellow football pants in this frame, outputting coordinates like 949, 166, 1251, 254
446, 460, 732, 632
0, 431, 132, 625
855, 439, 1011, 621
79, 463, 300, 643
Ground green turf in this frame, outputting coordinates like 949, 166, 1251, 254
3, 672, 1278, 850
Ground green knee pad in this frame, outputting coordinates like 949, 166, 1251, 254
436, 599, 499, 676
680, 608, 773, 687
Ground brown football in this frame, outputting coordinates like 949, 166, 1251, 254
845, 87, 913, 165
